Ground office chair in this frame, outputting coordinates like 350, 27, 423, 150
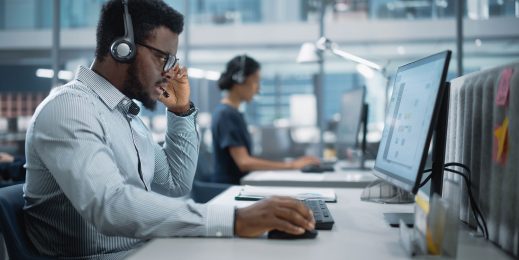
192, 179, 231, 203
191, 138, 230, 203
0, 184, 52, 260
0, 159, 27, 188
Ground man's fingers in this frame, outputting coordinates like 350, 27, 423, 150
270, 197, 315, 223
274, 207, 315, 231
177, 66, 187, 79
271, 219, 305, 235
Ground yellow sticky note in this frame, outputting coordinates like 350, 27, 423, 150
493, 117, 509, 164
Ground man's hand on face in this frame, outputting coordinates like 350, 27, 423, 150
159, 64, 190, 114
234, 196, 315, 238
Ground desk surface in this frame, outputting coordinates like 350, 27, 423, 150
127, 187, 511, 260
241, 160, 377, 188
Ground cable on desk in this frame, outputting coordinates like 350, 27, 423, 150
418, 163, 488, 240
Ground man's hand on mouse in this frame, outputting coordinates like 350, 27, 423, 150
234, 196, 315, 237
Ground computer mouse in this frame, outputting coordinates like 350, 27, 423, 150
267, 229, 318, 239
301, 164, 325, 173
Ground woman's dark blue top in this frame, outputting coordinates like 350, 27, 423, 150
211, 104, 252, 184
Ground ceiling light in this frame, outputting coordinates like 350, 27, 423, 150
35, 69, 74, 81
397, 46, 406, 55
475, 39, 482, 47
187, 68, 221, 80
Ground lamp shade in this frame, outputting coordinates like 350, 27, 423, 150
296, 42, 320, 63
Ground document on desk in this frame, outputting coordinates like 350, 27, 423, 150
246, 171, 326, 181
235, 185, 337, 202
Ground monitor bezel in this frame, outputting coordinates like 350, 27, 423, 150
372, 50, 452, 194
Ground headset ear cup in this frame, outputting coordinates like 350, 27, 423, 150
110, 38, 136, 63
232, 72, 244, 84
232, 54, 246, 84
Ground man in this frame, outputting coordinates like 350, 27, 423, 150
23, 1, 314, 259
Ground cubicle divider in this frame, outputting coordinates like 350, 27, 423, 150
445, 61, 519, 257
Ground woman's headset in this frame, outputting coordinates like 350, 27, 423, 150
110, 0, 136, 63
231, 54, 246, 84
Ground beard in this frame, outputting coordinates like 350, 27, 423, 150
122, 62, 157, 111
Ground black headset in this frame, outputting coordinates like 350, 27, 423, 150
110, 0, 136, 63
231, 54, 247, 84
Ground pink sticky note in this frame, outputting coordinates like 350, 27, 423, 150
496, 68, 513, 106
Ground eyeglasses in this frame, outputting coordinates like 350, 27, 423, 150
136, 42, 179, 72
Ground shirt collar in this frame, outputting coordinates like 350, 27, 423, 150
75, 66, 139, 116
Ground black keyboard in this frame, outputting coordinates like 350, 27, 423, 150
301, 163, 335, 173
304, 199, 335, 230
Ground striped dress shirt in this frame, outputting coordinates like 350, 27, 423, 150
23, 66, 234, 259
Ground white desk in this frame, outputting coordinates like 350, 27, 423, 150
241, 161, 377, 188
127, 187, 512, 260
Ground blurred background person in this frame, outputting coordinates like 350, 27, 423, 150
211, 55, 320, 184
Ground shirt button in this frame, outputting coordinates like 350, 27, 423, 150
215, 231, 222, 237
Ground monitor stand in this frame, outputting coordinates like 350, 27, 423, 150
383, 212, 414, 228
360, 179, 415, 204
359, 103, 369, 170
360, 179, 415, 227
339, 103, 371, 171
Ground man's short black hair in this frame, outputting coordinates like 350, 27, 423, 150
95, 0, 184, 62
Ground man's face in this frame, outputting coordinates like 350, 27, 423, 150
122, 26, 179, 110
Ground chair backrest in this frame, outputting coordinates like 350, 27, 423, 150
0, 184, 52, 260
191, 140, 231, 203
191, 180, 231, 203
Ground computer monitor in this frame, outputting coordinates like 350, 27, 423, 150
335, 87, 368, 167
373, 51, 452, 194
363, 50, 451, 227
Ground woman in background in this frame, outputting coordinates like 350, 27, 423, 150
211, 55, 319, 184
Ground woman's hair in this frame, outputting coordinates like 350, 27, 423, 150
217, 55, 261, 91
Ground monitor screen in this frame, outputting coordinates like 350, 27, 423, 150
335, 87, 366, 159
336, 87, 365, 146
372, 51, 451, 194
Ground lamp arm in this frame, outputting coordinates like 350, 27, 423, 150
329, 48, 382, 71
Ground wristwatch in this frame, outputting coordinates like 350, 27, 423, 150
173, 101, 196, 117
